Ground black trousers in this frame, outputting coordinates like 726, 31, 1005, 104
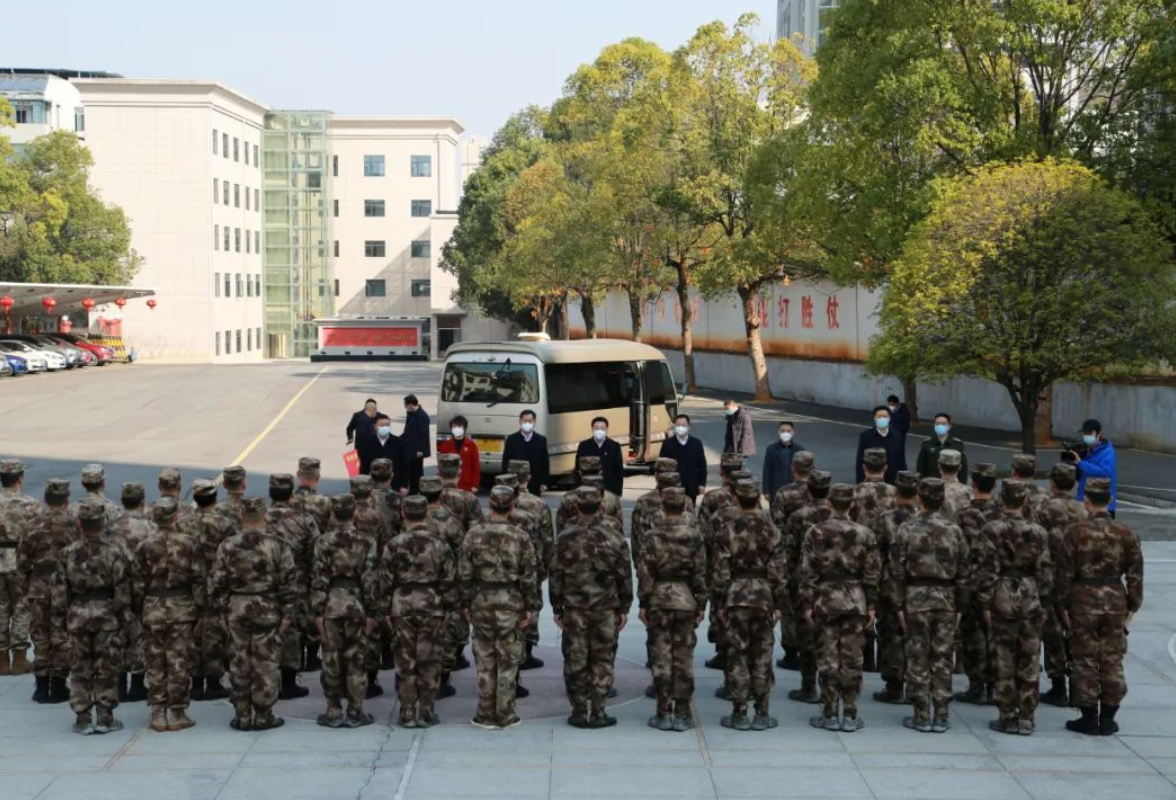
408, 457, 424, 495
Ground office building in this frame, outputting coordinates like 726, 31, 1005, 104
777, 0, 842, 55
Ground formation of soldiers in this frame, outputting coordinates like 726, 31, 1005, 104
0, 442, 1143, 737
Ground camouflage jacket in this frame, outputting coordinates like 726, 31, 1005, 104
0, 489, 41, 542
267, 501, 319, 601
1024, 484, 1051, 523
310, 522, 380, 620
109, 511, 156, 565
69, 491, 125, 528
784, 504, 831, 579
383, 520, 457, 618
17, 506, 76, 598
631, 491, 695, 567
890, 512, 969, 614
1057, 512, 1143, 617
459, 518, 541, 614
770, 481, 811, 533
353, 497, 391, 558
182, 508, 236, 588
873, 504, 918, 607
973, 513, 1052, 619
150, 497, 195, 527
637, 516, 708, 613
711, 508, 787, 612
441, 486, 484, 532
508, 505, 548, 585
851, 480, 896, 530
209, 529, 297, 626
214, 495, 246, 527
293, 487, 332, 533
942, 481, 973, 520
549, 519, 633, 615
556, 490, 622, 536
0, 498, 35, 575
56, 534, 132, 633
425, 503, 466, 560
132, 525, 207, 625
514, 492, 553, 571
698, 487, 738, 538
798, 515, 879, 619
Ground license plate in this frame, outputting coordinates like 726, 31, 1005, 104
476, 437, 503, 454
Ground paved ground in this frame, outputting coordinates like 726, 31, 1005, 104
3, 362, 1176, 799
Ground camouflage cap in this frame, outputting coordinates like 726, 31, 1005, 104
1001, 479, 1029, 506
917, 478, 946, 503
863, 448, 888, 469
120, 482, 146, 502
654, 457, 678, 474
581, 474, 605, 490
894, 471, 920, 498
806, 469, 833, 492
222, 466, 246, 486
45, 478, 71, 500
1085, 477, 1112, 499
81, 464, 105, 483
151, 497, 179, 524
575, 487, 602, 509
655, 472, 681, 489
508, 459, 531, 477
661, 486, 687, 510
192, 479, 218, 499
971, 463, 998, 480
720, 453, 744, 473
578, 456, 602, 474
331, 493, 357, 516
489, 485, 515, 512
1049, 462, 1077, 483
76, 498, 106, 523
349, 475, 374, 496
419, 476, 444, 497
829, 483, 855, 504
436, 454, 461, 476
297, 457, 321, 475
240, 497, 268, 522
938, 449, 962, 469
792, 452, 815, 473
369, 459, 393, 480
269, 473, 295, 491
0, 460, 24, 477
403, 495, 429, 519
734, 479, 760, 500
495, 473, 520, 489
731, 469, 753, 483
1011, 454, 1037, 474
158, 467, 182, 490
385, 490, 403, 510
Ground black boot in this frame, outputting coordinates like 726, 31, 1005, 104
520, 644, 544, 671
1040, 677, 1068, 707
515, 675, 530, 698
380, 643, 395, 671
778, 648, 799, 671
204, 675, 231, 700
365, 670, 384, 699
117, 673, 129, 702
32, 675, 50, 704
1099, 704, 1120, 736
704, 653, 725, 670
190, 677, 207, 702
1065, 706, 1100, 736
279, 667, 310, 700
303, 645, 322, 673
438, 673, 456, 699
48, 676, 70, 704
126, 672, 148, 702
452, 647, 471, 671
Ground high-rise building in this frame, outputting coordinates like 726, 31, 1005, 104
777, 0, 842, 56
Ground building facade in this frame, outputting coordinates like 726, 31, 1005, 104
0, 69, 104, 147
777, 0, 842, 55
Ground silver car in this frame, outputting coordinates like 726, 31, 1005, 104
29, 335, 84, 368
0, 340, 54, 372
0, 356, 11, 378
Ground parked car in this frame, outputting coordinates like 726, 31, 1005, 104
0, 357, 12, 378
48, 333, 114, 365
2, 353, 29, 375
10, 334, 84, 368
0, 339, 66, 371
0, 341, 48, 372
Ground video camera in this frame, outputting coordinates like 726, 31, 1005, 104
1060, 440, 1090, 464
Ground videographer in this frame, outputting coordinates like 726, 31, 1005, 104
1071, 418, 1118, 516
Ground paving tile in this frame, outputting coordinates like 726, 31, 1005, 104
702, 729, 849, 752
850, 752, 1003, 771
107, 753, 244, 772
0, 755, 110, 774
860, 767, 1030, 800
1010, 772, 1176, 800
404, 765, 551, 798
837, 729, 991, 754
709, 766, 872, 798
5, 774, 57, 800
413, 746, 551, 768
550, 766, 715, 797
37, 770, 232, 800
244, 726, 416, 753
996, 753, 1159, 774
239, 749, 409, 769
553, 748, 706, 766
1121, 737, 1176, 759
217, 766, 403, 800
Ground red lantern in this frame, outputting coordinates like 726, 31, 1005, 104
146, 299, 157, 310
114, 297, 126, 309
42, 297, 56, 313
0, 296, 12, 313
81, 297, 95, 312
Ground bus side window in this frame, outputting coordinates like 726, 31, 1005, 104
648, 362, 667, 405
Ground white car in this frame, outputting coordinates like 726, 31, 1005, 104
0, 340, 56, 372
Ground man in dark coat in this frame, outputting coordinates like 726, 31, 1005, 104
401, 394, 431, 495
659, 414, 708, 502
762, 421, 805, 499
723, 400, 756, 457
364, 414, 408, 489
887, 394, 911, 438
855, 406, 907, 484
346, 399, 378, 450
574, 416, 625, 497
501, 409, 550, 495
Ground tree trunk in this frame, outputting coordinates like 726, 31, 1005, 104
580, 292, 597, 339
1013, 393, 1039, 455
627, 289, 644, 343
536, 302, 551, 335
557, 294, 570, 340
902, 375, 919, 425
675, 264, 696, 390
1035, 384, 1053, 446
737, 285, 772, 401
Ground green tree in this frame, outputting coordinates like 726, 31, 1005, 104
870, 160, 1176, 452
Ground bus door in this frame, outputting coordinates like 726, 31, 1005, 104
643, 360, 677, 461
623, 362, 643, 462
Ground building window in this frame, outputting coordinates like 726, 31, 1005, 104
411, 200, 432, 217
363, 155, 385, 177
245, 188, 250, 211
364, 199, 385, 217
365, 279, 387, 297
236, 330, 242, 352
224, 273, 231, 296
333, 199, 339, 218
213, 178, 219, 204
234, 184, 240, 208
235, 229, 241, 253
411, 279, 431, 297
214, 226, 220, 252
233, 137, 239, 162
244, 143, 249, 166
216, 332, 221, 356
247, 329, 252, 351
411, 240, 431, 259
256, 327, 262, 348
334, 279, 340, 297
223, 181, 230, 205
213, 129, 218, 155
215, 271, 221, 296
254, 188, 259, 209
254, 231, 260, 252
224, 329, 232, 353
332, 155, 338, 177
253, 144, 259, 166
364, 240, 386, 258
236, 274, 243, 295
411, 155, 432, 177
333, 240, 339, 257
256, 274, 261, 296
74, 107, 85, 133
246, 231, 251, 255
307, 171, 321, 189
223, 133, 229, 158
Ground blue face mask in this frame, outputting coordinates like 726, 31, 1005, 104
1082, 434, 1098, 447
875, 417, 890, 430
934, 424, 950, 437
725, 408, 735, 417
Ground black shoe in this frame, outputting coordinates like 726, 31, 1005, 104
704, 654, 725, 670
32, 675, 50, 704
48, 676, 70, 704
715, 683, 732, 700
117, 673, 129, 703
568, 712, 591, 729
587, 712, 618, 729
279, 668, 310, 700
644, 684, 656, 699
520, 646, 544, 671
1098, 705, 1120, 737
515, 682, 531, 699
453, 650, 471, 671
190, 677, 207, 702
1040, 678, 1069, 707
872, 681, 905, 704
365, 672, 384, 699
204, 676, 231, 700
1066, 706, 1100, 736
780, 650, 800, 671
438, 680, 456, 699
303, 646, 322, 673
776, 657, 787, 669
126, 673, 148, 703
380, 645, 395, 671
607, 686, 618, 699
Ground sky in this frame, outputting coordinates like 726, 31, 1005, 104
4, 0, 774, 139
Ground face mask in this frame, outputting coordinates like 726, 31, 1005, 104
888, 404, 898, 412
780, 432, 793, 444
520, 422, 534, 434
934, 424, 950, 437
674, 425, 689, 438
1082, 434, 1098, 446
593, 429, 607, 443
451, 427, 464, 439
875, 417, 890, 430
377, 426, 391, 438
725, 408, 735, 417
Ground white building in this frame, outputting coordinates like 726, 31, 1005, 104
0, 69, 96, 147
777, 0, 842, 55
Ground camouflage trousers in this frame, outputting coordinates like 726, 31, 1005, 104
366, 619, 392, 672
707, 601, 726, 656
322, 617, 367, 711
876, 602, 904, 684
816, 613, 867, 719
392, 614, 446, 714
281, 604, 308, 671
0, 575, 30, 651
1042, 607, 1069, 682
779, 604, 797, 652
472, 608, 525, 723
903, 610, 955, 720
28, 595, 69, 678
446, 610, 469, 670
523, 612, 541, 649
991, 613, 1044, 722
144, 622, 194, 709
123, 617, 145, 675
791, 591, 817, 688
958, 604, 992, 688
227, 617, 282, 719
1069, 612, 1128, 707
68, 629, 120, 714
193, 613, 228, 679
560, 608, 619, 713
647, 609, 697, 717
723, 607, 775, 713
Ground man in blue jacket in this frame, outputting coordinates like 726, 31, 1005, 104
1073, 418, 1117, 516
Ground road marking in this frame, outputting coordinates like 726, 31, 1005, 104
217, 366, 327, 480
1168, 633, 1176, 668
393, 733, 422, 800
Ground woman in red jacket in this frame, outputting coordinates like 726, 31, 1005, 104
436, 414, 481, 492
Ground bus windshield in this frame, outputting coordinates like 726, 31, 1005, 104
442, 361, 540, 405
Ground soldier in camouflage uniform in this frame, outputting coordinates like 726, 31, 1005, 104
800, 483, 880, 732
155, 468, 194, 524
1010, 454, 1048, 516
440, 453, 484, 531
494, 472, 545, 686
974, 480, 1052, 735
550, 488, 633, 728
57, 500, 132, 734
210, 497, 297, 731
631, 459, 683, 566
188, 479, 234, 701
311, 494, 380, 729
851, 449, 894, 675
19, 478, 75, 703
769, 450, 815, 671
385, 495, 456, 728
420, 476, 465, 698
872, 471, 920, 704
0, 460, 39, 676
132, 498, 207, 732
109, 483, 153, 702
293, 457, 333, 532
459, 486, 540, 730
70, 465, 125, 527
580, 472, 623, 529
555, 456, 601, 534
892, 479, 969, 733
436, 454, 483, 675
268, 473, 318, 701
1033, 462, 1088, 708
638, 487, 708, 732
785, 470, 833, 704
712, 480, 787, 732
349, 474, 393, 694
1058, 477, 1144, 736
953, 463, 1002, 704
215, 466, 248, 526
699, 454, 743, 676
937, 450, 972, 519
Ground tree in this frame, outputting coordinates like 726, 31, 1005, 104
870, 160, 1176, 453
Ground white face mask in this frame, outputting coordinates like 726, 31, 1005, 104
451, 427, 464, 439
593, 429, 607, 442
520, 421, 535, 434
780, 432, 793, 444
377, 426, 391, 439
674, 425, 689, 438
